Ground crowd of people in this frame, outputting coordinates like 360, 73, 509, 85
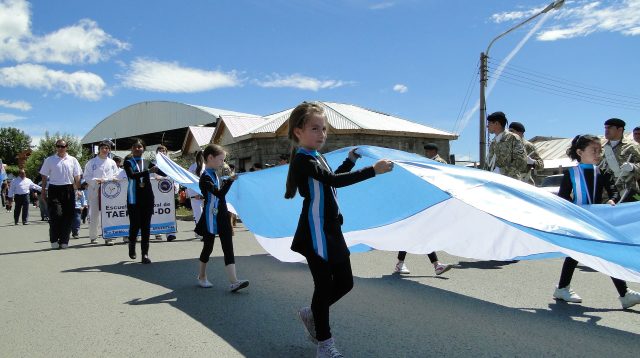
3, 103, 640, 357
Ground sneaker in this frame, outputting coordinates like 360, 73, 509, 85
553, 286, 582, 303
90, 238, 97, 244
298, 307, 317, 344
122, 237, 129, 243
155, 234, 163, 240
229, 280, 249, 292
394, 261, 410, 275
50, 242, 60, 249
72, 234, 79, 239
317, 337, 344, 358
167, 235, 176, 242
104, 240, 115, 246
195, 234, 203, 240
141, 255, 151, 264
60, 244, 68, 249
434, 263, 453, 276
197, 276, 213, 288
619, 289, 640, 309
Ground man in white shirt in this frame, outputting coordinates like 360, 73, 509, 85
84, 140, 119, 245
8, 169, 42, 225
40, 139, 82, 249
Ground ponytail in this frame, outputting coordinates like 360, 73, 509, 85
284, 146, 298, 199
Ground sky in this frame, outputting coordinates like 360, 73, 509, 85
1, 0, 639, 161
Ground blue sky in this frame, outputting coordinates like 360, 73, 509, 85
1, 0, 639, 161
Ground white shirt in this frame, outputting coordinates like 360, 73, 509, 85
115, 168, 128, 180
84, 156, 118, 184
8, 177, 41, 197
39, 154, 82, 185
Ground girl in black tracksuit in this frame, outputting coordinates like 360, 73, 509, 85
285, 102, 393, 356
124, 138, 157, 264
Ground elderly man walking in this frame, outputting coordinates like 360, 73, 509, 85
8, 169, 41, 225
40, 139, 82, 249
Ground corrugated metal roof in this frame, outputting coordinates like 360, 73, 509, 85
187, 126, 216, 146
220, 115, 267, 137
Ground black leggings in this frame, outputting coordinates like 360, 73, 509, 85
307, 255, 354, 342
558, 257, 628, 296
199, 231, 235, 265
128, 204, 152, 256
397, 251, 438, 263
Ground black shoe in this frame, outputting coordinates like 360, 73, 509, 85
167, 235, 176, 242
141, 255, 151, 264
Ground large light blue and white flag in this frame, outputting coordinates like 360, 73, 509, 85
225, 146, 640, 283
154, 153, 201, 194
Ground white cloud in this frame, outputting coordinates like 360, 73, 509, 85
0, 99, 31, 111
0, 0, 129, 64
491, 1, 640, 41
0, 64, 109, 100
0, 112, 26, 122
257, 74, 350, 91
120, 58, 241, 93
393, 84, 408, 93
370, 2, 395, 10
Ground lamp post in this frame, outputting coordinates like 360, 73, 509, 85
479, 0, 564, 169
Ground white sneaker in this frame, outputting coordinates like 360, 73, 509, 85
553, 286, 582, 303
155, 234, 163, 240
90, 238, 97, 244
50, 242, 59, 249
298, 307, 317, 344
197, 276, 213, 288
229, 280, 249, 292
394, 261, 410, 274
619, 289, 640, 309
434, 263, 452, 276
104, 240, 115, 246
60, 244, 68, 249
317, 337, 344, 358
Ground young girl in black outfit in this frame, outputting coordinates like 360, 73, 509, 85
553, 134, 640, 309
195, 144, 248, 292
285, 102, 393, 357
124, 138, 158, 264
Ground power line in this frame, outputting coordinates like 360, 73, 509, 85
452, 60, 480, 135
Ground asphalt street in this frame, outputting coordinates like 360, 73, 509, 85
1, 206, 639, 357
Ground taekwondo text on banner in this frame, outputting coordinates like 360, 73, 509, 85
100, 179, 177, 238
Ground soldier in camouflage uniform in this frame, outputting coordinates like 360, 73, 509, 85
600, 118, 640, 202
424, 142, 448, 164
485, 112, 527, 180
508, 121, 544, 185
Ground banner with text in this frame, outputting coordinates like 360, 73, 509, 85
101, 179, 177, 238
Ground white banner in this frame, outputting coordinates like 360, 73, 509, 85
100, 178, 177, 238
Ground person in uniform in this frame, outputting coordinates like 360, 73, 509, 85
485, 111, 527, 180
600, 118, 640, 203
508, 122, 544, 185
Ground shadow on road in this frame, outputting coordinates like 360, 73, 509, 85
63, 254, 639, 357
453, 260, 520, 270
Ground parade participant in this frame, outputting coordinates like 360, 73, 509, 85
72, 182, 88, 239
394, 143, 452, 276
83, 140, 119, 245
553, 135, 640, 309
151, 145, 176, 242
124, 138, 158, 264
600, 118, 640, 202
508, 122, 544, 185
188, 150, 205, 240
8, 169, 41, 225
633, 126, 640, 145
485, 112, 527, 180
195, 144, 249, 292
112, 156, 129, 243
40, 139, 82, 249
285, 102, 393, 357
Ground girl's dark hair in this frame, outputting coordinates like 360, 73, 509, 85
195, 150, 205, 176
284, 102, 325, 199
130, 138, 146, 150
566, 134, 600, 162
202, 144, 226, 163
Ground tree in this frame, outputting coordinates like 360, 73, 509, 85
0, 127, 31, 165
25, 132, 90, 180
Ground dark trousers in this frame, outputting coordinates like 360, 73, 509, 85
558, 257, 628, 296
47, 185, 75, 244
398, 251, 438, 263
200, 231, 235, 265
13, 194, 29, 224
307, 255, 354, 342
127, 204, 153, 256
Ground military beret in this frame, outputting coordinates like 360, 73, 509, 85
423, 143, 439, 151
508, 121, 525, 133
604, 118, 625, 128
487, 111, 507, 127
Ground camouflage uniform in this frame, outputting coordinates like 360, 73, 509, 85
600, 138, 640, 202
486, 131, 527, 180
429, 154, 448, 164
520, 138, 544, 184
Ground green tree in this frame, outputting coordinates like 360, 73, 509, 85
25, 132, 90, 179
0, 127, 31, 165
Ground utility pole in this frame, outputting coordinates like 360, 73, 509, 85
479, 52, 488, 169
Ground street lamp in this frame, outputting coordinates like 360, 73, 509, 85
478, 0, 564, 169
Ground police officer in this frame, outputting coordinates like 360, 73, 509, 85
600, 118, 640, 202
485, 112, 527, 180
508, 121, 544, 184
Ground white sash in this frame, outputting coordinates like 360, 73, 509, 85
603, 144, 621, 178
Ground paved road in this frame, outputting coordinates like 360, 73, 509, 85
1, 206, 639, 357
